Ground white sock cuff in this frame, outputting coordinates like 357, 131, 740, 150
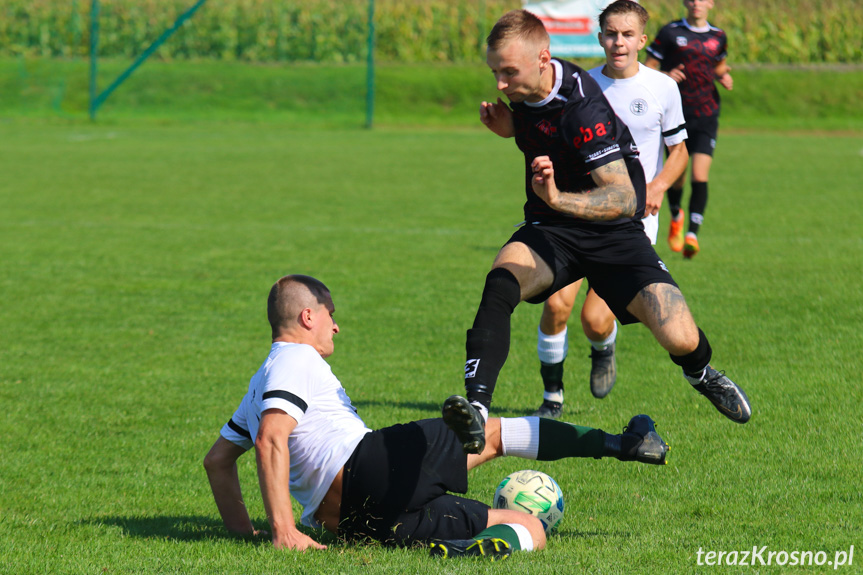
500, 416, 540, 459
506, 522, 535, 552
543, 390, 564, 403
684, 368, 707, 386
537, 326, 568, 364
589, 320, 618, 350
471, 401, 489, 423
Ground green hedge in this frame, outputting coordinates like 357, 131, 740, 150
3, 0, 861, 64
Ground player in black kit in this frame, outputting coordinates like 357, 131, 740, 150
646, 0, 733, 258
442, 9, 750, 455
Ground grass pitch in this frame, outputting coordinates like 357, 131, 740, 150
1, 120, 861, 574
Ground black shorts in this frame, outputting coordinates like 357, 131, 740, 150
683, 114, 719, 156
507, 221, 677, 324
339, 418, 489, 547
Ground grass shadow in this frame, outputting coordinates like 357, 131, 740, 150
353, 398, 593, 421
80, 515, 334, 545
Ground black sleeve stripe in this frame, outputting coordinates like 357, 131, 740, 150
262, 390, 308, 413
662, 124, 686, 138
227, 419, 252, 440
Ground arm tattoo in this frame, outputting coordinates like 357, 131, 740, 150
552, 159, 637, 221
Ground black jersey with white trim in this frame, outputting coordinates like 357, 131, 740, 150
646, 20, 728, 118
511, 59, 646, 226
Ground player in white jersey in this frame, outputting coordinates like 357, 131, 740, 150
203, 274, 669, 558
533, 0, 690, 418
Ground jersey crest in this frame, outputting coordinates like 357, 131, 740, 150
630, 99, 648, 116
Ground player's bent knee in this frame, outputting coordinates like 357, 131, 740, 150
580, 307, 614, 339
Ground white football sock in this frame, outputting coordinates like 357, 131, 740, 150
684, 368, 707, 386
471, 401, 489, 423
537, 326, 568, 364
543, 390, 564, 403
500, 417, 540, 459
506, 523, 535, 552
588, 320, 617, 351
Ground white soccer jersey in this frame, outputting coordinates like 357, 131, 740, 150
220, 342, 371, 528
588, 63, 687, 243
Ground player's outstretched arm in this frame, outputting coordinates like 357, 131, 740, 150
480, 98, 516, 138
531, 156, 637, 221
256, 409, 327, 551
204, 436, 261, 536
646, 141, 689, 215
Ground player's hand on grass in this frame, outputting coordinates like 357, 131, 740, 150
480, 98, 515, 138
531, 156, 560, 208
669, 64, 686, 83
272, 526, 327, 551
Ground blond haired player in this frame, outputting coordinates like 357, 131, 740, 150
533, 0, 690, 417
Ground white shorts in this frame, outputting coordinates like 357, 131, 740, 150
642, 213, 659, 245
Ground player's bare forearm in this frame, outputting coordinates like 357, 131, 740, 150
256, 413, 298, 540
204, 437, 256, 534
532, 157, 636, 221
255, 411, 327, 550
647, 142, 689, 206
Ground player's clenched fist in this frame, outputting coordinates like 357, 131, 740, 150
531, 156, 560, 208
480, 98, 516, 138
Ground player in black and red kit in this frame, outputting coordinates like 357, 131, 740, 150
442, 9, 750, 455
645, 0, 733, 258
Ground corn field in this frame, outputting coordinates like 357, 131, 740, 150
3, 0, 861, 64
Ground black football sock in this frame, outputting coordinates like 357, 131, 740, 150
540, 361, 564, 396
688, 181, 708, 234
667, 185, 684, 219
669, 328, 712, 379
465, 268, 521, 410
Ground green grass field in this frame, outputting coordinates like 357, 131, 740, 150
1, 62, 862, 573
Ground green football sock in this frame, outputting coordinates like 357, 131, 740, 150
472, 524, 522, 551
536, 418, 606, 460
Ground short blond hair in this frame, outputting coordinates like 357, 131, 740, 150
487, 9, 550, 52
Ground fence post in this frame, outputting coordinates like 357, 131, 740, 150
365, 0, 375, 129
88, 0, 99, 120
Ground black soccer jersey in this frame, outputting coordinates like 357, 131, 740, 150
646, 20, 728, 118
510, 58, 646, 226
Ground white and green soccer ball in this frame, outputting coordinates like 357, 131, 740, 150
493, 469, 565, 534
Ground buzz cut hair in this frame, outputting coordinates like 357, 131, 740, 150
267, 274, 331, 340
487, 9, 550, 52
598, 0, 650, 32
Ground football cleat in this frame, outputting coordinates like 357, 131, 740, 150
683, 233, 700, 259
691, 367, 751, 423
589, 343, 617, 399
443, 395, 486, 454
532, 399, 563, 419
668, 209, 686, 252
619, 414, 669, 465
430, 537, 512, 560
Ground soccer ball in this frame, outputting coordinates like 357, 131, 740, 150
493, 469, 565, 534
